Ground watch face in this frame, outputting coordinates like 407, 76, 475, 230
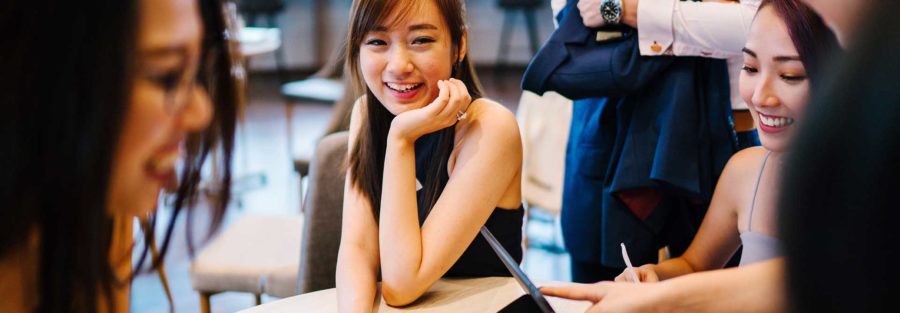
601, 1, 622, 22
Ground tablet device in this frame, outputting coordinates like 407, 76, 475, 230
480, 226, 556, 313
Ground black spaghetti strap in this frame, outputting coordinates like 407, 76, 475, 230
748, 151, 771, 231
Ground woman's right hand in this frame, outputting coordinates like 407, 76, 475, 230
388, 78, 471, 143
614, 264, 660, 283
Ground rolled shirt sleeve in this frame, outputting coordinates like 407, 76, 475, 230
638, 0, 761, 58
638, 0, 761, 109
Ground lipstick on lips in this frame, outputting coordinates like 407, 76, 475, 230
757, 112, 795, 134
385, 82, 423, 101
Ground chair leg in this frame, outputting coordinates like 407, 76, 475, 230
495, 9, 515, 83
255, 293, 263, 305
267, 14, 289, 83
199, 292, 212, 313
298, 173, 305, 210
524, 9, 540, 55
496, 9, 516, 68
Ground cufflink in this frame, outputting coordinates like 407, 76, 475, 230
651, 41, 662, 53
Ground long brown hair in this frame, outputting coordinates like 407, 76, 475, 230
347, 0, 483, 221
0, 0, 239, 311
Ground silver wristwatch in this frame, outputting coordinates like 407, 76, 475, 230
600, 0, 623, 25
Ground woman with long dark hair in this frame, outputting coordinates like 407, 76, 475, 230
335, 0, 525, 310
0, 0, 239, 311
541, 0, 839, 311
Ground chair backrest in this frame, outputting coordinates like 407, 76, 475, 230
297, 131, 348, 294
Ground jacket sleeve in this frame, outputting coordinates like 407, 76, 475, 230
522, 0, 675, 100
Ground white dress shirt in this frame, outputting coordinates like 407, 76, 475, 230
638, 0, 761, 109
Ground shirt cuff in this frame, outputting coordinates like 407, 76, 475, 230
669, 1, 758, 58
637, 0, 677, 56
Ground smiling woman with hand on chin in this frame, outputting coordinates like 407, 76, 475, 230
335, 0, 526, 311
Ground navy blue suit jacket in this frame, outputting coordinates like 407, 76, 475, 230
522, 1, 738, 267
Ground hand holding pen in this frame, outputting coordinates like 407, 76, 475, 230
617, 243, 660, 283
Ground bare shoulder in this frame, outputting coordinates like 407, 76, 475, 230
723, 146, 769, 178
460, 98, 520, 141
718, 146, 770, 196
453, 97, 522, 163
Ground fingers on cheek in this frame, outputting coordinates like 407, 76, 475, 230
450, 80, 461, 98
435, 81, 450, 109
437, 80, 449, 100
445, 80, 457, 100
452, 80, 467, 106
443, 82, 459, 112
445, 81, 456, 104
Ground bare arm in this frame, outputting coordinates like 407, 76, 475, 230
645, 160, 743, 280
378, 81, 523, 306
542, 258, 785, 313
620, 148, 763, 282
336, 99, 381, 313
656, 258, 785, 313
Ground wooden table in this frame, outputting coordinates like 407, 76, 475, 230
240, 277, 590, 312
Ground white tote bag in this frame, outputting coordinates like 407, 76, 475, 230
516, 91, 572, 214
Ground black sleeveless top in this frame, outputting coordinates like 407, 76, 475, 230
414, 127, 524, 277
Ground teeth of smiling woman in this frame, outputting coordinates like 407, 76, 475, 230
760, 116, 794, 127
386, 82, 421, 92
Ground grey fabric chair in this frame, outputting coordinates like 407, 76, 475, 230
262, 131, 348, 298
191, 214, 304, 311
296, 131, 348, 294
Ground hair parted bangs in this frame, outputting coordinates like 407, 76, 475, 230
345, 0, 483, 222
758, 0, 840, 85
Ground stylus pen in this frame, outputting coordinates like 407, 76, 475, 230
620, 243, 641, 284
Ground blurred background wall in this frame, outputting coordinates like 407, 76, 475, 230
247, 0, 555, 73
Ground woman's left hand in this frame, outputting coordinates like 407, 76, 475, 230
388, 78, 472, 143
541, 281, 662, 313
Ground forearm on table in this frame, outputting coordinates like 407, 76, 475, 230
336, 246, 378, 312
655, 259, 785, 313
647, 257, 699, 281
378, 135, 432, 303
